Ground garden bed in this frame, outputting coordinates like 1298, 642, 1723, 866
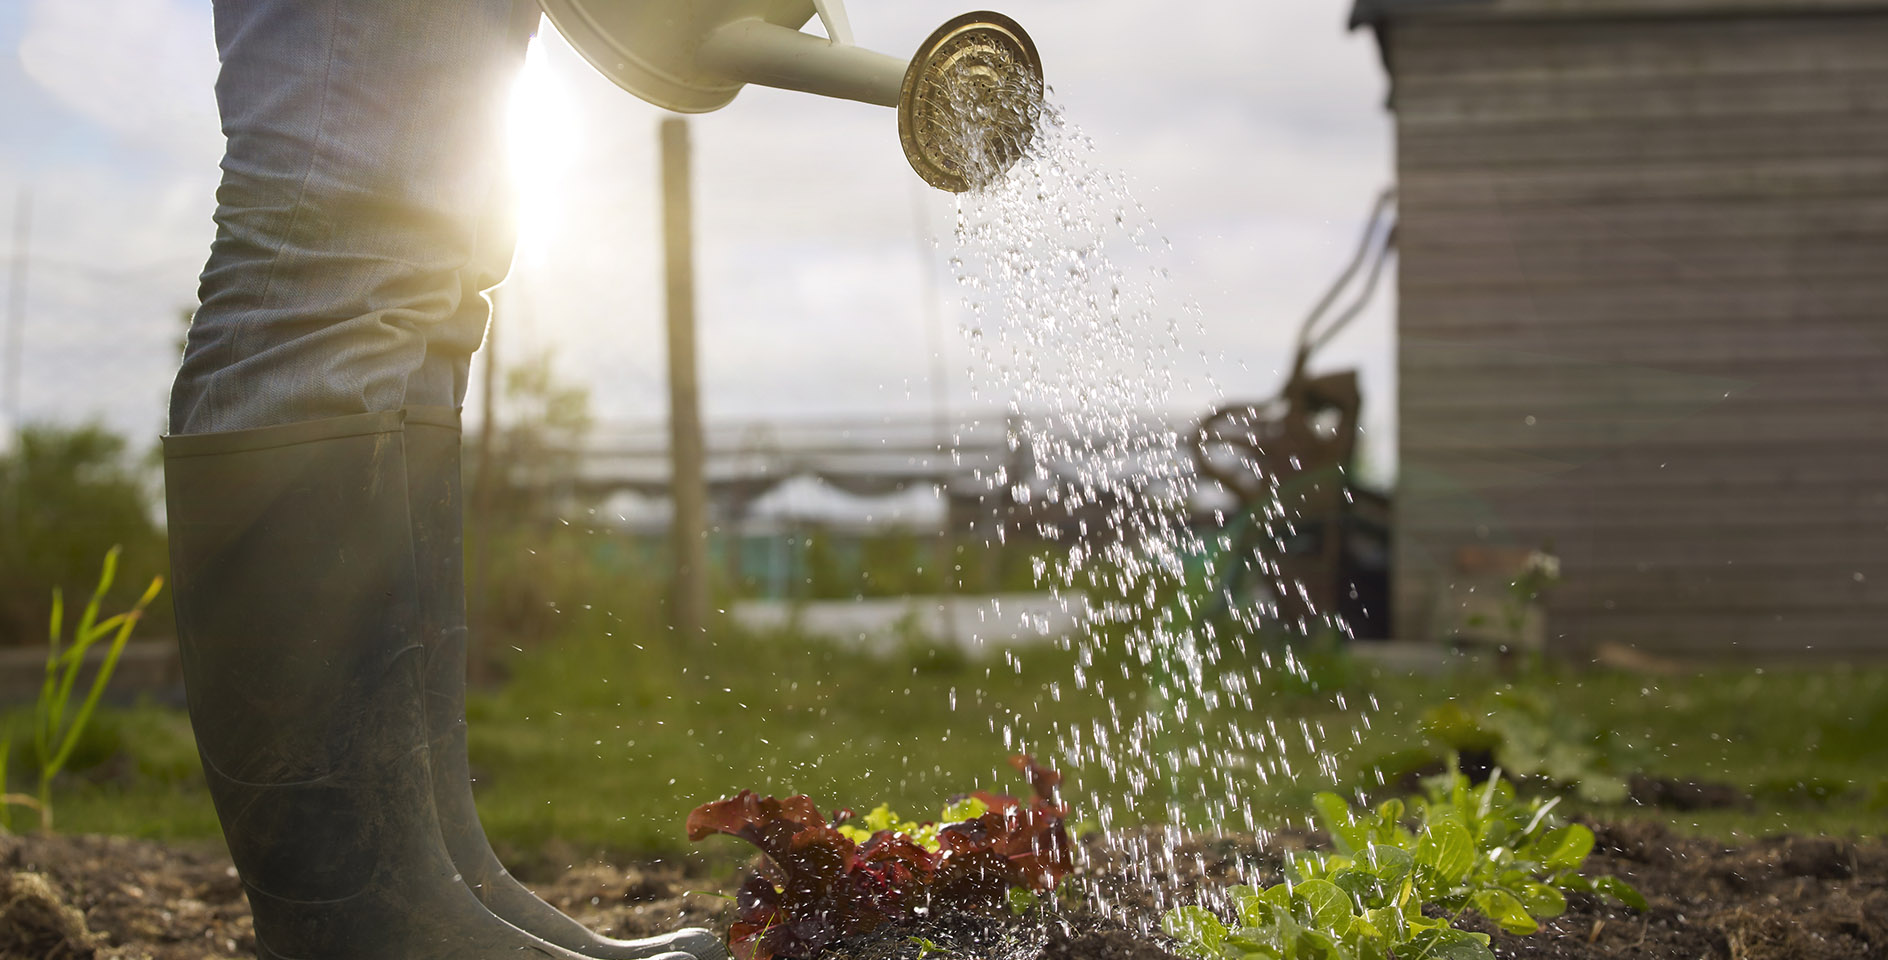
1, 823, 1881, 960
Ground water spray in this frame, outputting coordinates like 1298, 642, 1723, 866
538, 0, 1045, 191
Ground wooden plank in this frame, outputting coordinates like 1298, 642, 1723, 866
1401, 411, 1888, 448
1462, 0, 1888, 21
1398, 528, 1888, 565
1400, 376, 1886, 404
1399, 348, 1862, 385
1400, 528, 1887, 564
1556, 570, 1882, 610
1399, 247, 1888, 290
1396, 65, 1888, 121
1397, 445, 1888, 492
1396, 456, 1888, 495
1396, 492, 1888, 530
1401, 338, 1888, 367
1402, 195, 1888, 244
1397, 336, 1880, 368
1400, 283, 1888, 331
1400, 363, 1888, 405
1390, 15, 1888, 82
1399, 378, 1888, 415
1398, 156, 1888, 212
1401, 116, 1888, 171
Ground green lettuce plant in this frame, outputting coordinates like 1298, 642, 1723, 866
1162, 769, 1642, 960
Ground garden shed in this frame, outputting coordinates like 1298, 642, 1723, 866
1351, 0, 1888, 657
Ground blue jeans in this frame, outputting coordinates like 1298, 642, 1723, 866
170, 0, 538, 435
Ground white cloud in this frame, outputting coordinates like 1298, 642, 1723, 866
18, 0, 221, 166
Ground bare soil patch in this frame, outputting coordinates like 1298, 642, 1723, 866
0, 833, 730, 960
1, 823, 1882, 960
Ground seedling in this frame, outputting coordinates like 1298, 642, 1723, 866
11, 547, 164, 834
1163, 769, 1642, 960
688, 755, 1072, 960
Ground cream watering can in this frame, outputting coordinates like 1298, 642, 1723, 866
537, 0, 1044, 192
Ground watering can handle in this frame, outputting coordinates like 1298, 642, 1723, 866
813, 0, 854, 46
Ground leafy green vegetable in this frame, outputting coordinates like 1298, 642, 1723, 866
836, 795, 993, 852
1163, 771, 1642, 960
689, 755, 1071, 960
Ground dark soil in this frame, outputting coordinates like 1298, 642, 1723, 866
2, 823, 1883, 960
0, 833, 731, 960
1625, 775, 1752, 812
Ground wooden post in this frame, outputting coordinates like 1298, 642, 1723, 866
910, 185, 959, 638
661, 118, 709, 638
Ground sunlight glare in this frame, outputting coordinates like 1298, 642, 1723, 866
507, 35, 583, 261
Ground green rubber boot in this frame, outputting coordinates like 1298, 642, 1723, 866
164, 412, 694, 960
404, 408, 725, 960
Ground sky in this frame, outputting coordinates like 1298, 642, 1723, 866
0, 0, 1397, 481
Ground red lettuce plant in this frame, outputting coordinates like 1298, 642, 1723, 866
686, 755, 1073, 960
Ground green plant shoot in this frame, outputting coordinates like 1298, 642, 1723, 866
22, 546, 164, 834
1162, 770, 1643, 960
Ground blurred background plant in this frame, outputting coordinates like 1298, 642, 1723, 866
0, 423, 170, 646
2, 546, 163, 834
1413, 688, 1634, 804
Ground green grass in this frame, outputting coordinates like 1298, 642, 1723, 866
1357, 666, 1888, 840
27, 612, 1888, 858
463, 611, 1125, 865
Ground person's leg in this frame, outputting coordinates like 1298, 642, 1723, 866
166, 411, 662, 960
387, 17, 716, 956
406, 410, 726, 959
170, 0, 528, 434
164, 3, 700, 958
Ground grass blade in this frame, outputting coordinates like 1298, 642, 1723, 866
48, 578, 162, 779
32, 589, 63, 778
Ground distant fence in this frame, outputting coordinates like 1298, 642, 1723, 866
0, 639, 182, 707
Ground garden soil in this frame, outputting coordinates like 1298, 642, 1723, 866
1, 822, 1882, 960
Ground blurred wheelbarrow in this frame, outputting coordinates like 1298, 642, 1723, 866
1187, 189, 1396, 639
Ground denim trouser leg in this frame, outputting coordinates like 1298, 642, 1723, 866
170, 0, 537, 435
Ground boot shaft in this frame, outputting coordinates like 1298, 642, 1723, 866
164, 411, 456, 927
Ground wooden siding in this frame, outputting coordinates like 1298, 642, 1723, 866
1360, 0, 1888, 27
1385, 8, 1888, 656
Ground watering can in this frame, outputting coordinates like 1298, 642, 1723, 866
536, 0, 1044, 192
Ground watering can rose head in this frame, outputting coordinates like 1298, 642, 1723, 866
537, 0, 1044, 192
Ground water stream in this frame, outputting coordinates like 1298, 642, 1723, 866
946, 99, 1366, 922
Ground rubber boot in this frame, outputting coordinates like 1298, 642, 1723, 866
164, 412, 694, 960
404, 408, 725, 960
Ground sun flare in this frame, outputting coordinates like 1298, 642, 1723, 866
506, 35, 582, 260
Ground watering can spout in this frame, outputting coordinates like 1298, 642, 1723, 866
696, 18, 906, 108
536, 0, 1044, 192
